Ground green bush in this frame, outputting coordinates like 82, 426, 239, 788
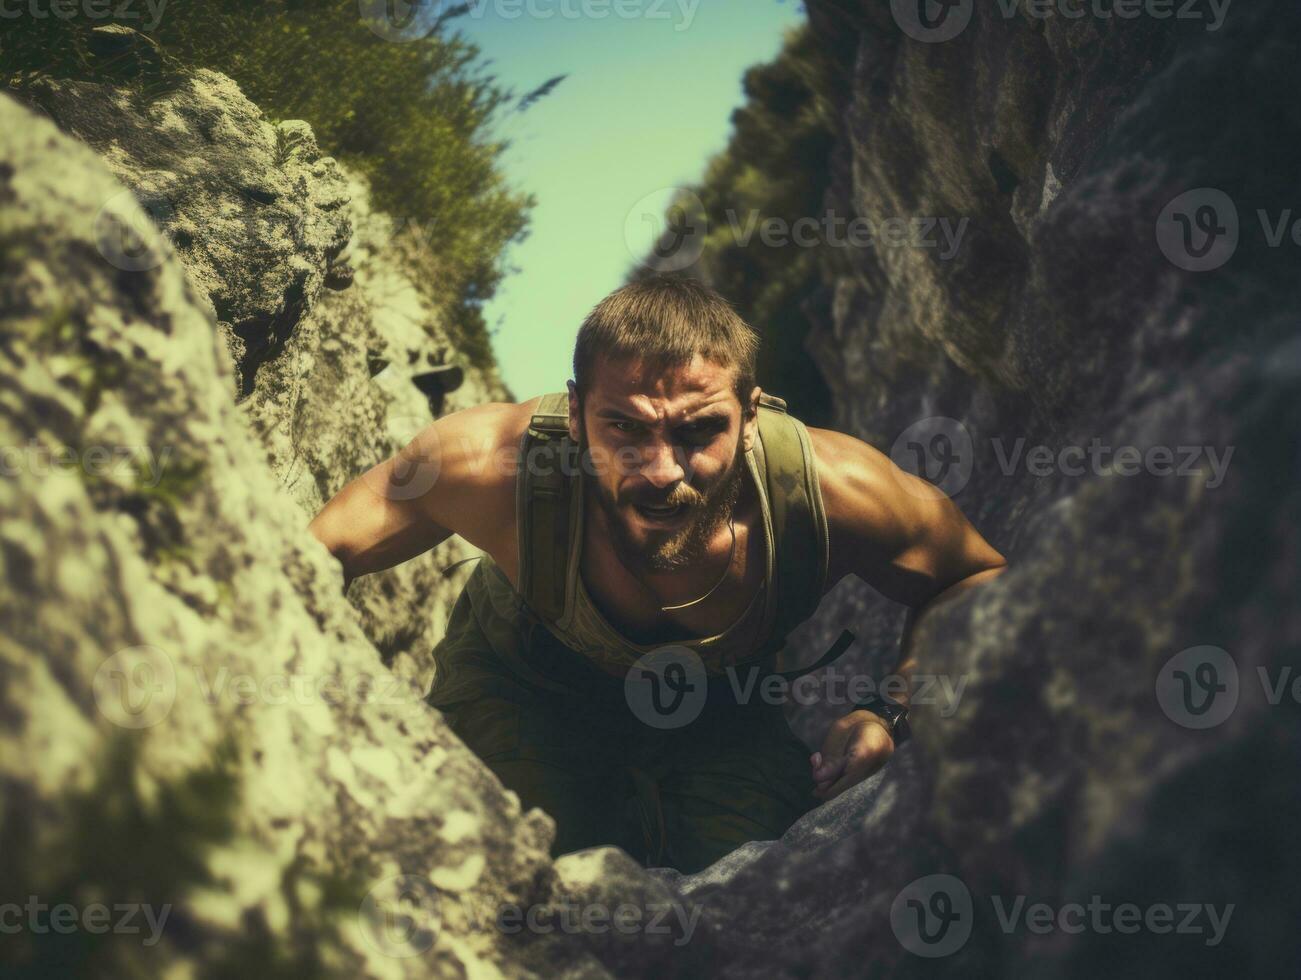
0, 1, 536, 372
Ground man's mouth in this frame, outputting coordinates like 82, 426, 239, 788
631, 500, 688, 524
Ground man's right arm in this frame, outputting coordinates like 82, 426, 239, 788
307, 400, 533, 590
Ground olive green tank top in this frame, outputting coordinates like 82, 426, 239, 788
553, 437, 776, 676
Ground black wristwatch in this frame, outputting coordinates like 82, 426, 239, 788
853, 693, 911, 746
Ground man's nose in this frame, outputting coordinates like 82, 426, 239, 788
639, 439, 686, 488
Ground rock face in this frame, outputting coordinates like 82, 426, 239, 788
621, 1, 1301, 977
0, 79, 591, 978
15, 69, 507, 692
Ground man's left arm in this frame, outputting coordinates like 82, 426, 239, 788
805, 427, 1007, 801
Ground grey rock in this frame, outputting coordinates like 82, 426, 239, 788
621, 0, 1301, 976
0, 90, 597, 979
9, 68, 508, 693
17, 69, 350, 400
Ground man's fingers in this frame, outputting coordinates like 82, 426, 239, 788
812, 754, 845, 786
815, 753, 877, 800
813, 721, 894, 800
813, 719, 854, 783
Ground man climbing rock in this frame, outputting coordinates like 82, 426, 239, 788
309, 275, 1005, 873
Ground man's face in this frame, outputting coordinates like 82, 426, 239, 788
569, 353, 759, 574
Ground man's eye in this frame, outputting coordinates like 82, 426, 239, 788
678, 423, 720, 443
612, 421, 640, 434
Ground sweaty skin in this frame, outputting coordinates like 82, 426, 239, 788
308, 352, 1006, 801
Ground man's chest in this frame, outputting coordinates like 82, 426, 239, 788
577, 507, 768, 647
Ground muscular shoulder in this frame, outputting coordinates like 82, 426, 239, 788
422, 398, 538, 486
407, 397, 543, 565
806, 426, 932, 588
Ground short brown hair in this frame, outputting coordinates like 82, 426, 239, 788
572, 276, 759, 413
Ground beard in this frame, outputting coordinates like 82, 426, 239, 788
580, 425, 747, 576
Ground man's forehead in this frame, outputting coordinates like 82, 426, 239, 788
586, 352, 739, 409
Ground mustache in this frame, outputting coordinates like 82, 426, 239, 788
625, 484, 703, 509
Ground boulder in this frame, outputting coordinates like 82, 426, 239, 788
14, 68, 508, 692
0, 88, 594, 979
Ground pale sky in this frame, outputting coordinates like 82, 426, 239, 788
453, 0, 808, 399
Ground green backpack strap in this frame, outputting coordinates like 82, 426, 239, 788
516, 391, 576, 625
753, 392, 831, 642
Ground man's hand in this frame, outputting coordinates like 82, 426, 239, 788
810, 709, 896, 801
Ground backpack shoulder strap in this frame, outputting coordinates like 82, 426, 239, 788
754, 392, 831, 639
515, 391, 577, 624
